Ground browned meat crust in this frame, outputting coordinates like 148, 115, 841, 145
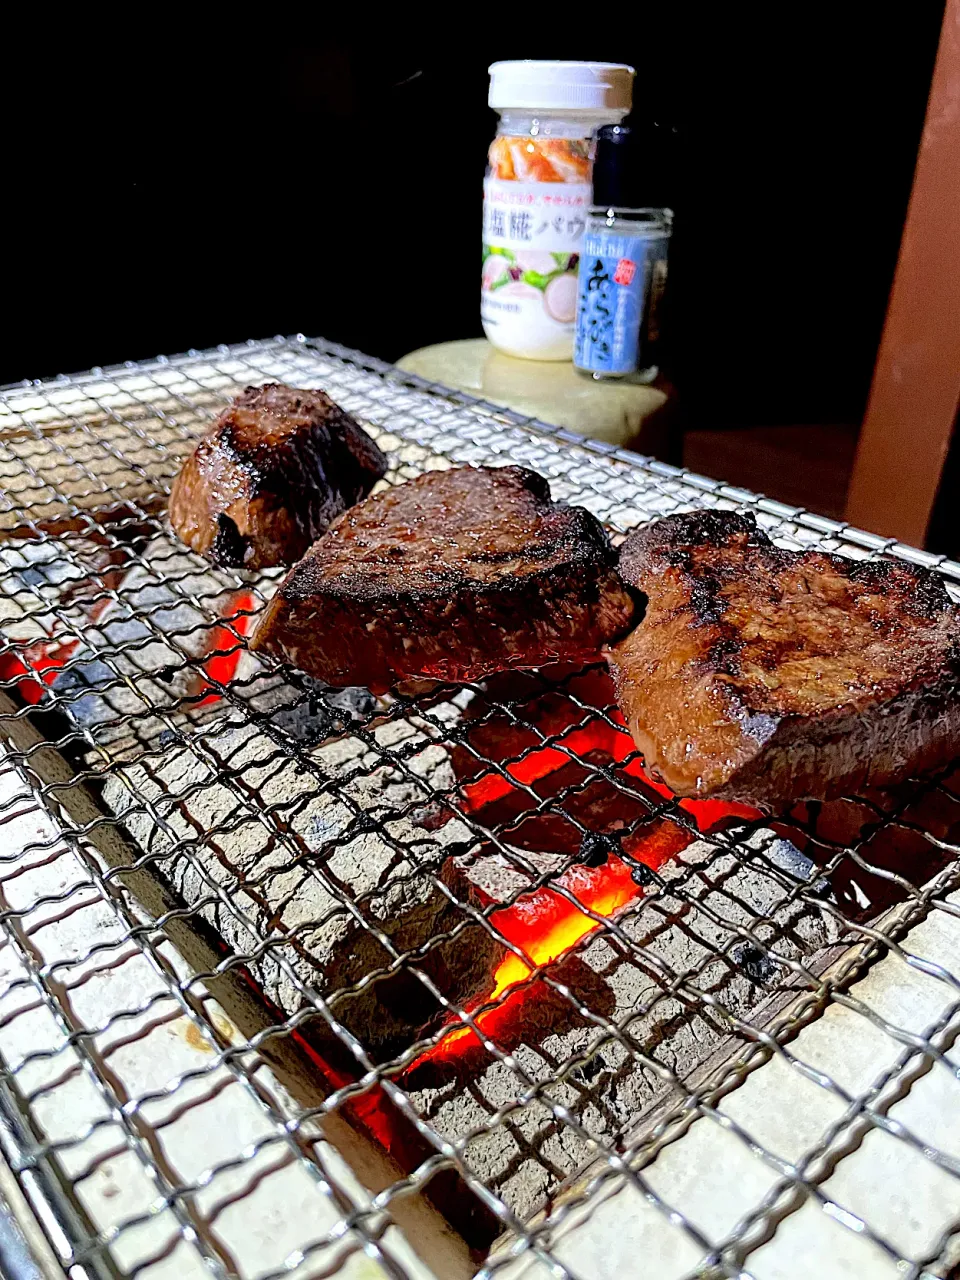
168, 383, 387, 569
607, 509, 960, 806
251, 465, 637, 691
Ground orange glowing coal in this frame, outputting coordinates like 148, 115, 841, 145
419, 687, 760, 1070
459, 708, 756, 828
0, 635, 82, 704
0, 594, 115, 705
417, 854, 647, 1061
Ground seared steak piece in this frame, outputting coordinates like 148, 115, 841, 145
169, 383, 387, 569
251, 465, 636, 692
608, 509, 960, 806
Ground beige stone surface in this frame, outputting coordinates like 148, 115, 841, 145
396, 338, 674, 451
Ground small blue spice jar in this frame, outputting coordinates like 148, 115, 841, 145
574, 206, 672, 382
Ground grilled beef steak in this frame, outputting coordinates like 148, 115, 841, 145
251, 465, 636, 691
607, 509, 960, 806
169, 383, 387, 569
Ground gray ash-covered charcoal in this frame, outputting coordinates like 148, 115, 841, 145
258, 676, 376, 747
407, 826, 843, 1222
100, 719, 502, 1060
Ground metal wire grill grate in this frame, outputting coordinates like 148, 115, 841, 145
0, 336, 959, 1280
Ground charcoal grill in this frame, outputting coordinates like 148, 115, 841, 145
1, 336, 960, 1280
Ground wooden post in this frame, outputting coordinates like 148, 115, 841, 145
844, 1, 960, 546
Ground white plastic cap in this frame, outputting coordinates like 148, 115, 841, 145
488, 60, 635, 114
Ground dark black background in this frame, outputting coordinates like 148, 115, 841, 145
4, 9, 944, 429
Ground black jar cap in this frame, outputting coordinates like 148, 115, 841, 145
593, 122, 673, 209
593, 123, 642, 208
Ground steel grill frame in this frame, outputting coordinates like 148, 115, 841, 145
0, 336, 958, 1279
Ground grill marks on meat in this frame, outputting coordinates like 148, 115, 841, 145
251, 465, 637, 692
169, 383, 387, 569
607, 509, 960, 806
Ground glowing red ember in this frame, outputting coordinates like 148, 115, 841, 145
193, 591, 257, 706
0, 635, 82, 703
424, 670, 761, 1069
415, 853, 646, 1062
0, 594, 115, 704
459, 704, 756, 827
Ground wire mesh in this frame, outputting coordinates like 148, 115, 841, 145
0, 336, 958, 1279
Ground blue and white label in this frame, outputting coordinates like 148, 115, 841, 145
574, 228, 653, 375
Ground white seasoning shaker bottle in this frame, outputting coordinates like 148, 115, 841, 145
482, 61, 634, 361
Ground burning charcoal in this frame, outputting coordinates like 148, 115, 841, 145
100, 720, 503, 1061
447, 666, 697, 876
578, 830, 619, 868
451, 665, 620, 798
262, 691, 339, 747
260, 678, 376, 747
434, 843, 646, 1071
50, 658, 116, 727
406, 825, 845, 1223
322, 684, 376, 721
35, 539, 251, 746
571, 1053, 606, 1084
630, 862, 655, 888
759, 836, 817, 882
749, 828, 834, 901
0, 539, 89, 592
19, 561, 66, 589
807, 876, 835, 901
403, 952, 616, 1089
732, 942, 780, 983
455, 748, 691, 882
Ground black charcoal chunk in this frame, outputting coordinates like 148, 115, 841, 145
578, 830, 620, 868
